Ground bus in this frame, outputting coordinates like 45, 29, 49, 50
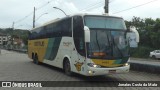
28, 13, 139, 76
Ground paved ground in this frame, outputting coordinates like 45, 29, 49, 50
0, 50, 160, 90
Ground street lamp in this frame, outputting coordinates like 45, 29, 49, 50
35, 13, 48, 21
53, 7, 67, 16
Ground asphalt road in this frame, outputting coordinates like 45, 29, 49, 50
0, 50, 159, 90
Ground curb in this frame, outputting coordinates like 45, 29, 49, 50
130, 62, 160, 74
6, 49, 27, 54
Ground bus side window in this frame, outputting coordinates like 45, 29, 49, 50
39, 27, 46, 39
46, 24, 53, 38
28, 31, 32, 40
61, 18, 72, 37
53, 22, 62, 37
32, 31, 38, 40
73, 16, 85, 56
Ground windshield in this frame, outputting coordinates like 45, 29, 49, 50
85, 16, 126, 30
84, 16, 129, 59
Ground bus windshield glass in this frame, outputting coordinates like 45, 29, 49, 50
84, 16, 129, 59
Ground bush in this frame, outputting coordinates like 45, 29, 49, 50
130, 46, 155, 58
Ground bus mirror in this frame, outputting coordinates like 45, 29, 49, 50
84, 26, 90, 43
126, 26, 139, 48
130, 26, 139, 43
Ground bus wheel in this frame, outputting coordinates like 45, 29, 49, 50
34, 54, 40, 65
64, 60, 72, 76
32, 54, 35, 63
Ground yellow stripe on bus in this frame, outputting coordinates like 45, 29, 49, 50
92, 59, 123, 67
28, 39, 49, 62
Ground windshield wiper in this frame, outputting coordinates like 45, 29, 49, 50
111, 35, 124, 59
95, 30, 100, 53
106, 32, 113, 57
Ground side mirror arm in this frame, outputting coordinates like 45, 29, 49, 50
84, 26, 90, 43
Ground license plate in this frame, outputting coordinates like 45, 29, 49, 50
109, 70, 116, 73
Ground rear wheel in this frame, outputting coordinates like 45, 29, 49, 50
64, 60, 72, 76
34, 54, 40, 65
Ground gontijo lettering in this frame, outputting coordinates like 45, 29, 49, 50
34, 41, 44, 46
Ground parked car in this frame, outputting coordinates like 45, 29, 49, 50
149, 50, 160, 59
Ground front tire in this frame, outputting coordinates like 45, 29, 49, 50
64, 60, 72, 76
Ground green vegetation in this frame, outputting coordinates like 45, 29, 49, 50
125, 16, 160, 58
0, 28, 29, 46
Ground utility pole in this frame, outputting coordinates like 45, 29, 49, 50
11, 21, 15, 50
33, 7, 36, 28
104, 0, 109, 13
12, 22, 14, 30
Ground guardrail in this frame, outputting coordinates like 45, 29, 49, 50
129, 61, 160, 74
6, 49, 27, 53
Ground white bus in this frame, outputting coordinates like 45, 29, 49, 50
28, 13, 139, 76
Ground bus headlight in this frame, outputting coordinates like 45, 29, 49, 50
124, 63, 129, 66
88, 70, 95, 75
87, 63, 101, 68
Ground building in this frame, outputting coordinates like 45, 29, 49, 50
12, 36, 24, 49
0, 33, 8, 45
13, 36, 22, 45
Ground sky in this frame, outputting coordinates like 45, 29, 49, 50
0, 0, 160, 30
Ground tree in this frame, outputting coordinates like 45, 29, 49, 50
125, 16, 160, 58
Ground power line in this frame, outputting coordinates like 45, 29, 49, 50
85, 3, 104, 11
36, 0, 55, 10
15, 0, 55, 24
109, 0, 116, 3
81, 0, 115, 13
79, 1, 103, 11
15, 0, 105, 25
15, 12, 33, 23
80, 1, 104, 11
113, 0, 158, 14
14, 0, 113, 28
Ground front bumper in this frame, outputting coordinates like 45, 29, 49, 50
86, 65, 130, 76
